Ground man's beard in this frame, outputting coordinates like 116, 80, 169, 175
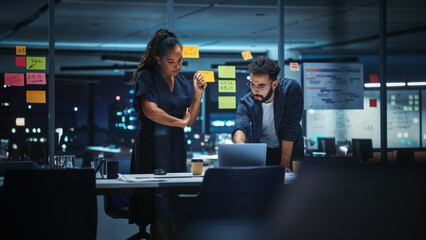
253, 87, 274, 103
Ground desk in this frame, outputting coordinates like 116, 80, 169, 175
0, 172, 297, 194
96, 172, 297, 194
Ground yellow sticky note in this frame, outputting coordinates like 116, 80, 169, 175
218, 66, 236, 79
182, 46, 199, 58
26, 90, 46, 103
197, 70, 215, 83
241, 51, 253, 60
290, 62, 299, 71
218, 96, 236, 109
218, 80, 236, 93
26, 57, 46, 70
16, 46, 26, 55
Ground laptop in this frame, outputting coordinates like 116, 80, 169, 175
218, 143, 267, 167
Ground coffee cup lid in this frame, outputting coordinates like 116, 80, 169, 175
191, 159, 203, 162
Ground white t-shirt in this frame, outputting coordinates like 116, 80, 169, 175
259, 101, 279, 148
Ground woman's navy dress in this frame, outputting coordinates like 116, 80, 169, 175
129, 69, 193, 226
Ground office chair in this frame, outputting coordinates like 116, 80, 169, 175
0, 169, 97, 240
102, 158, 150, 240
171, 166, 285, 240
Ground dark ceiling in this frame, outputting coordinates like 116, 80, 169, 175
1, 0, 425, 76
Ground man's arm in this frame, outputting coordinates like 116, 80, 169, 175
233, 130, 246, 143
281, 140, 294, 172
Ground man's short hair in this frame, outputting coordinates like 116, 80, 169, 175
248, 56, 280, 81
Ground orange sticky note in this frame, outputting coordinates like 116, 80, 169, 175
26, 73, 46, 85
16, 56, 26, 67
4, 73, 25, 86
16, 46, 26, 55
290, 62, 299, 71
241, 51, 253, 60
196, 70, 215, 83
26, 90, 46, 103
182, 46, 199, 58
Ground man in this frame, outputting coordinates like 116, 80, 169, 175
232, 56, 304, 172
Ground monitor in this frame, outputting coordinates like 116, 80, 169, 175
218, 143, 267, 167
317, 137, 336, 156
351, 138, 373, 162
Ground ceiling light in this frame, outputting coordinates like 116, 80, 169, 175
364, 82, 406, 88
407, 82, 426, 86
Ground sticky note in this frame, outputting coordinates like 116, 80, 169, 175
16, 46, 26, 55
197, 70, 215, 83
182, 46, 199, 58
218, 66, 235, 79
218, 96, 236, 109
414, 106, 419, 111
218, 80, 236, 93
26, 90, 46, 103
369, 99, 377, 107
26, 73, 46, 85
424, 134, 426, 140
4, 73, 24, 86
370, 74, 378, 83
414, 118, 419, 123
16, 56, 26, 67
408, 95, 413, 99
414, 95, 419, 100
26, 57, 46, 70
241, 51, 253, 60
409, 101, 413, 105
403, 132, 408, 138
391, 95, 396, 100
290, 62, 299, 71
397, 132, 402, 138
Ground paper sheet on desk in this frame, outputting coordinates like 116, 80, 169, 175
118, 173, 203, 182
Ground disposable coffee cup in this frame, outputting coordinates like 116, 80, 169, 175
107, 161, 119, 179
292, 160, 302, 173
191, 159, 203, 175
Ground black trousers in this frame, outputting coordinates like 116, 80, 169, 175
266, 147, 293, 171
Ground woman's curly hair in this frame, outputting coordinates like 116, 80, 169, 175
131, 29, 181, 83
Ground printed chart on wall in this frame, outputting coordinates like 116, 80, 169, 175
387, 90, 420, 148
306, 90, 380, 149
306, 90, 421, 149
422, 90, 426, 147
304, 63, 364, 109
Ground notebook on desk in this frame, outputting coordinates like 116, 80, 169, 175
218, 143, 267, 167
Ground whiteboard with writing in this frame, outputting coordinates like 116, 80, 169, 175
304, 63, 364, 109
306, 90, 420, 148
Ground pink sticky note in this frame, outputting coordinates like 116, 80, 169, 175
370, 74, 378, 83
4, 73, 25, 86
26, 73, 46, 85
16, 56, 26, 67
370, 99, 377, 107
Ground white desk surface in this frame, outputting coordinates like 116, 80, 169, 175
0, 172, 297, 190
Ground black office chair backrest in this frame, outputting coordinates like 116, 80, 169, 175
0, 161, 38, 176
0, 169, 97, 240
197, 166, 285, 220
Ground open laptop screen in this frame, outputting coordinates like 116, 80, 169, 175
218, 143, 267, 167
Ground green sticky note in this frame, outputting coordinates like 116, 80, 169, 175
218, 96, 236, 109
218, 66, 236, 79
27, 57, 46, 70
218, 80, 236, 93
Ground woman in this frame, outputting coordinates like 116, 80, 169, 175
129, 29, 206, 239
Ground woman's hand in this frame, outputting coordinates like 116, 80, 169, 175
193, 73, 207, 97
181, 108, 191, 128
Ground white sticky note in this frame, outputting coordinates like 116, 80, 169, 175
403, 132, 408, 138
414, 118, 419, 123
397, 132, 403, 138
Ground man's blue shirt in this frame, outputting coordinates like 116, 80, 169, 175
232, 78, 304, 160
